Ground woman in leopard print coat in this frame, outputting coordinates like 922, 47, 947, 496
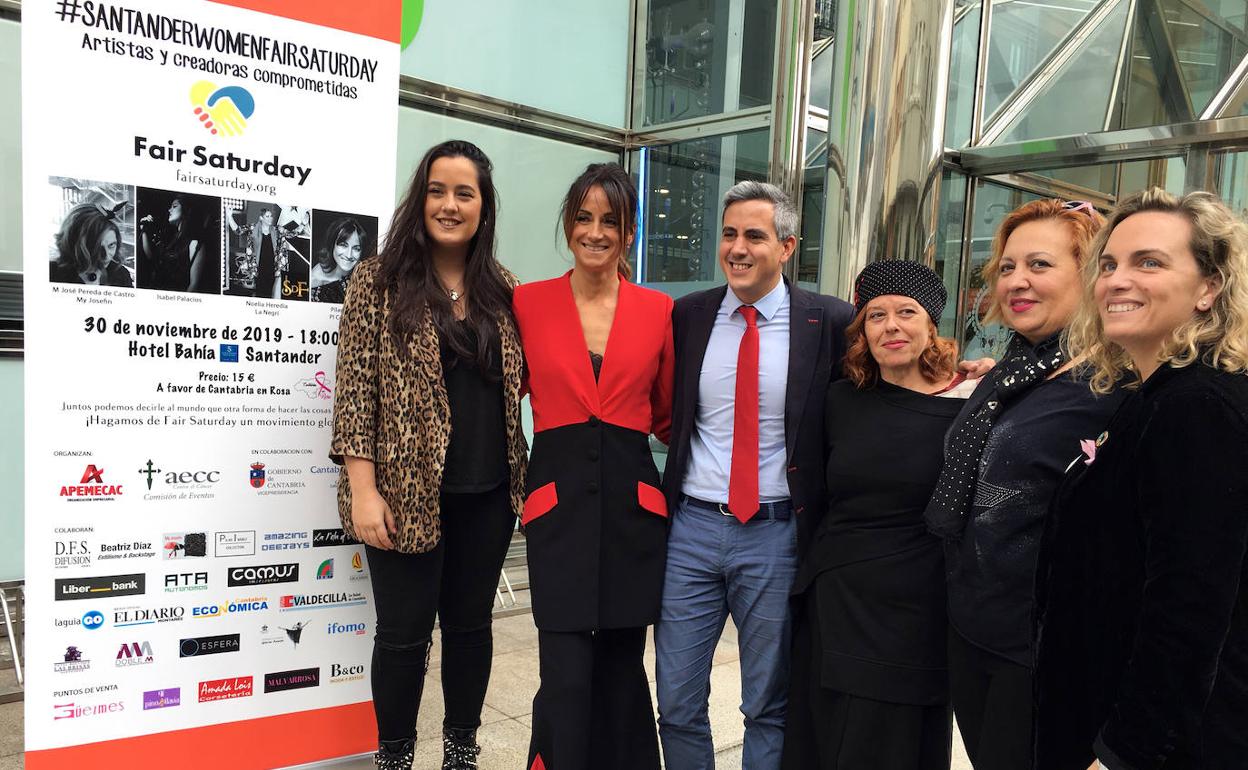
331, 140, 527, 770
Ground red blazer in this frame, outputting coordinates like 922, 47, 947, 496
515, 272, 674, 443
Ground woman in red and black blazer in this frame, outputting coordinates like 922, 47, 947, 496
514, 164, 673, 770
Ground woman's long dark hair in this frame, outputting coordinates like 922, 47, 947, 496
375, 140, 513, 371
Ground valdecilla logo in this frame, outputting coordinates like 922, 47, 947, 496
189, 80, 255, 137
227, 563, 298, 587
55, 574, 144, 601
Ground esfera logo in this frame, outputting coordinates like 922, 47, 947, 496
189, 80, 255, 137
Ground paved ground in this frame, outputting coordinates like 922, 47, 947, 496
0, 610, 973, 769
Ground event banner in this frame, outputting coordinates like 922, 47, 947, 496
23, 1, 400, 767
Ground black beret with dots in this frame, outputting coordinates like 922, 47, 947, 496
852, 259, 948, 323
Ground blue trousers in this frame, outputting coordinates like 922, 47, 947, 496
655, 497, 798, 770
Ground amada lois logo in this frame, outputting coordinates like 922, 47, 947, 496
189, 80, 255, 137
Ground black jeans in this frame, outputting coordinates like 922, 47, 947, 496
366, 483, 516, 741
947, 628, 1034, 770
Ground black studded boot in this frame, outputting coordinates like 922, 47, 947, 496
375, 737, 415, 770
441, 727, 480, 770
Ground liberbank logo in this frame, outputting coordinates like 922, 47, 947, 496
55, 574, 144, 601
60, 464, 123, 500
279, 592, 367, 611
227, 563, 298, 587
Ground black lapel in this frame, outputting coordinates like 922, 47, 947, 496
679, 286, 726, 443
785, 281, 823, 461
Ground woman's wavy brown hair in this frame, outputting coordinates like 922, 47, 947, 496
1066, 187, 1248, 393
981, 199, 1106, 326
842, 307, 959, 389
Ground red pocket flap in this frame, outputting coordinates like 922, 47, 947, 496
522, 482, 558, 525
637, 481, 668, 518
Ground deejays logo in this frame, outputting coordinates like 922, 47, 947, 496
227, 562, 298, 587
262, 531, 310, 551
164, 572, 209, 593
115, 641, 154, 667
316, 558, 334, 580
55, 574, 144, 602
263, 667, 320, 693
198, 676, 253, 703
60, 464, 123, 501
143, 688, 181, 710
189, 80, 255, 137
279, 592, 367, 612
163, 532, 208, 559
312, 528, 360, 548
180, 634, 241, 658
215, 530, 256, 557
191, 597, 269, 618
54, 645, 90, 673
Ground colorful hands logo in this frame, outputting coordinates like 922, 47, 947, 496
189, 81, 256, 137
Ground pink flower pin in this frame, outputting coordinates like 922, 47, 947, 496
1080, 439, 1097, 465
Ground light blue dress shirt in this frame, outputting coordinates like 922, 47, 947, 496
681, 279, 791, 503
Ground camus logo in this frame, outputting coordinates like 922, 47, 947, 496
61, 464, 124, 500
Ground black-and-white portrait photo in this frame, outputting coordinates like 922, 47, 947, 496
136, 187, 221, 294
46, 177, 136, 288
222, 200, 311, 301
310, 209, 379, 304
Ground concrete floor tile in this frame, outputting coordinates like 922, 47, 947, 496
481, 649, 539, 719
0, 702, 21, 760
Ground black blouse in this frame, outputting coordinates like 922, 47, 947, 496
944, 370, 1124, 665
438, 320, 507, 494
795, 378, 965, 705
1034, 362, 1248, 770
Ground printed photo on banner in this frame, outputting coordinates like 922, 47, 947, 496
222, 200, 311, 301
310, 209, 379, 304
46, 177, 136, 288
136, 187, 222, 295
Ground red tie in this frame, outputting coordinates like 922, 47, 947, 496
728, 306, 760, 523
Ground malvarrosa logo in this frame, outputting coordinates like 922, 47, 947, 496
198, 676, 253, 703
263, 667, 320, 693
227, 563, 298, 587
55, 574, 145, 601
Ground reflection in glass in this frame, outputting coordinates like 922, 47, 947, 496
1217, 150, 1248, 216
997, 1, 1130, 143
1118, 156, 1186, 198
640, 130, 769, 290
808, 39, 835, 113
935, 170, 967, 337
945, 1, 983, 149
799, 128, 828, 286
961, 181, 1041, 358
1161, 0, 1239, 115
643, 0, 776, 127
983, 0, 1100, 120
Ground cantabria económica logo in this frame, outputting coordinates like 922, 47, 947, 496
189, 81, 256, 137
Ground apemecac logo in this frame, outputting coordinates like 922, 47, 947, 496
180, 634, 241, 658
263, 667, 319, 693
115, 641, 154, 667
55, 574, 145, 601
227, 562, 298, 587
60, 464, 124, 501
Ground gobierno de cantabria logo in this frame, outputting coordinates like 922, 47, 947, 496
189, 80, 255, 137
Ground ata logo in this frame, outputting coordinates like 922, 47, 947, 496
189, 80, 255, 137
249, 462, 266, 489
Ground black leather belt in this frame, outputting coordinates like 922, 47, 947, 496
681, 494, 793, 521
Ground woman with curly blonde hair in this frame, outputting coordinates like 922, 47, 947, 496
1034, 188, 1248, 770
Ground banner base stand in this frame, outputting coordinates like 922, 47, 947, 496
26, 701, 376, 770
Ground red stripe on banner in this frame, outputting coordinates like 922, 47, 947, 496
206, 0, 402, 43
25, 701, 377, 769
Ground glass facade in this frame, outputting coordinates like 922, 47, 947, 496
1, 18, 19, 273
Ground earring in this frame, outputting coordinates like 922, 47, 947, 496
1199, 300, 1210, 310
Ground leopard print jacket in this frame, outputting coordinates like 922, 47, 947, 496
330, 258, 528, 554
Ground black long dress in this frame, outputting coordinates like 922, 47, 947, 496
1034, 362, 1248, 770
782, 378, 964, 770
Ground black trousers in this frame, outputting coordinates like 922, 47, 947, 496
783, 592, 952, 770
365, 483, 516, 742
527, 627, 660, 770
947, 628, 1034, 770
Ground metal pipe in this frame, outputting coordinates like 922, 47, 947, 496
970, 0, 995, 146
821, 0, 958, 298
0, 591, 21, 687
769, 0, 818, 198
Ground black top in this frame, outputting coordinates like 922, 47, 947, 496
438, 320, 507, 494
311, 278, 347, 304
1034, 363, 1248, 770
944, 368, 1124, 665
255, 233, 276, 297
589, 351, 603, 381
796, 378, 964, 705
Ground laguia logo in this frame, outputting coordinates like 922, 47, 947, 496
82, 610, 105, 629
316, 558, 334, 580
189, 80, 255, 137
55, 574, 145, 601
227, 563, 298, 587
198, 676, 253, 702
328, 621, 367, 636
249, 462, 266, 489
60, 464, 123, 499
180, 634, 241, 658
116, 641, 154, 667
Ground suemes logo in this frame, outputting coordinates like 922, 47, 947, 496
53, 700, 125, 719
